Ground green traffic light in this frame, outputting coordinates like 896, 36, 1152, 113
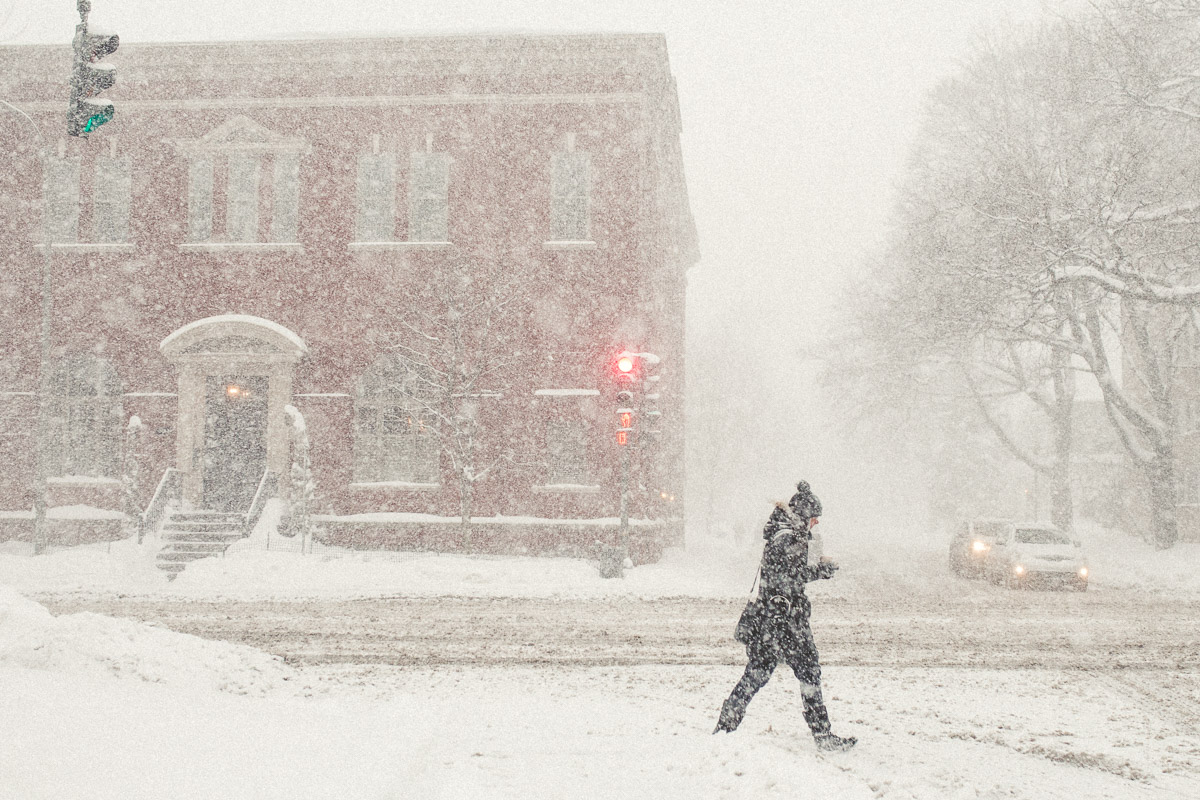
83, 111, 112, 132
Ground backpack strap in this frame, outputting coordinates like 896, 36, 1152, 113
748, 564, 761, 597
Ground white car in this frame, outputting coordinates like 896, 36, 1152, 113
983, 522, 1089, 591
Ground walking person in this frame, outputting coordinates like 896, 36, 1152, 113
714, 480, 856, 751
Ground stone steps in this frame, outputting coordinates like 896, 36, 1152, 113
156, 511, 245, 579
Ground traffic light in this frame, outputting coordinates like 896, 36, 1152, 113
612, 351, 640, 446
615, 408, 634, 446
68, 1, 119, 138
610, 350, 664, 445
641, 355, 663, 442
613, 351, 640, 382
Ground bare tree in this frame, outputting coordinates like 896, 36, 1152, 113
836, 3, 1200, 547
385, 261, 524, 539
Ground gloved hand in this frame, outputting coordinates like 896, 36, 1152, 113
816, 557, 839, 579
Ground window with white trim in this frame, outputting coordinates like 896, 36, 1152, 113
545, 417, 591, 485
177, 117, 305, 246
186, 157, 214, 242
355, 153, 396, 242
42, 155, 81, 243
42, 145, 132, 246
92, 155, 131, 243
226, 153, 261, 242
354, 358, 440, 483
271, 153, 300, 242
409, 152, 450, 242
45, 355, 123, 478
550, 150, 591, 241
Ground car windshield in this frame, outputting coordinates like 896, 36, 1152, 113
974, 521, 1010, 539
1015, 529, 1072, 545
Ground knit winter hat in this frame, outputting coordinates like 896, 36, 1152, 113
789, 480, 822, 519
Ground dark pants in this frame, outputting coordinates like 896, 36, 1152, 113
716, 613, 831, 735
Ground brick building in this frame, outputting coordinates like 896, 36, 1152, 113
0, 34, 697, 560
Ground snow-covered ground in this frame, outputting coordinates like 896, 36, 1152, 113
3, 511, 1199, 799
3, 578, 1197, 800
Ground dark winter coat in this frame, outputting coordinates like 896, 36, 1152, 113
756, 504, 836, 624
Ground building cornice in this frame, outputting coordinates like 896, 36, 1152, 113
10, 92, 644, 114
0, 33, 673, 94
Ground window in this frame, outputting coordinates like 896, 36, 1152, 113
409, 152, 450, 242
186, 153, 300, 244
354, 358, 439, 483
187, 156, 214, 242
226, 153, 261, 242
1014, 528, 1071, 545
92, 155, 131, 243
42, 156, 81, 243
272, 153, 300, 243
550, 151, 591, 241
45, 355, 123, 478
42, 149, 132, 247
355, 153, 396, 242
545, 418, 590, 485
176, 116, 306, 246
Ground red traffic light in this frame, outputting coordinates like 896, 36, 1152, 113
616, 355, 635, 374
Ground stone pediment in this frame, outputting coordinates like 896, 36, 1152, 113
172, 115, 309, 156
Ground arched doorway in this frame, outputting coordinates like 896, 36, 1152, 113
160, 315, 307, 511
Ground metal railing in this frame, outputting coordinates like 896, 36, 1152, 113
137, 467, 181, 543
242, 469, 277, 536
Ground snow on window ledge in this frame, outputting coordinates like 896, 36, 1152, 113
348, 481, 441, 491
534, 389, 600, 397
349, 241, 452, 252
178, 242, 304, 254
532, 483, 603, 494
542, 240, 597, 250
47, 475, 121, 486
0, 505, 125, 520
43, 243, 136, 254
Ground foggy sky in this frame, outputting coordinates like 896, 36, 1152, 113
2, 0, 1086, 542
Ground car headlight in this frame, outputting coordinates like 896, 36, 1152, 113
1078, 567, 1088, 578
972, 540, 989, 553
1013, 564, 1025, 575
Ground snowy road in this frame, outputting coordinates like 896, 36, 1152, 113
14, 573, 1200, 799
33, 584, 1200, 670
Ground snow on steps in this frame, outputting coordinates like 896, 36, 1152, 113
156, 511, 245, 579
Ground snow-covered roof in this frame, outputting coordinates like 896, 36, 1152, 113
160, 315, 308, 356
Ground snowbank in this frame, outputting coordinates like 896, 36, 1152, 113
0, 585, 293, 694
1073, 521, 1200, 595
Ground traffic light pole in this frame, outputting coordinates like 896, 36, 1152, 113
619, 441, 630, 548
0, 99, 54, 555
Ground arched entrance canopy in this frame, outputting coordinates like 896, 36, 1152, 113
160, 314, 307, 361
160, 315, 306, 510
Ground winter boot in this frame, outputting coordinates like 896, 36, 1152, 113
814, 732, 857, 752
713, 697, 744, 733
